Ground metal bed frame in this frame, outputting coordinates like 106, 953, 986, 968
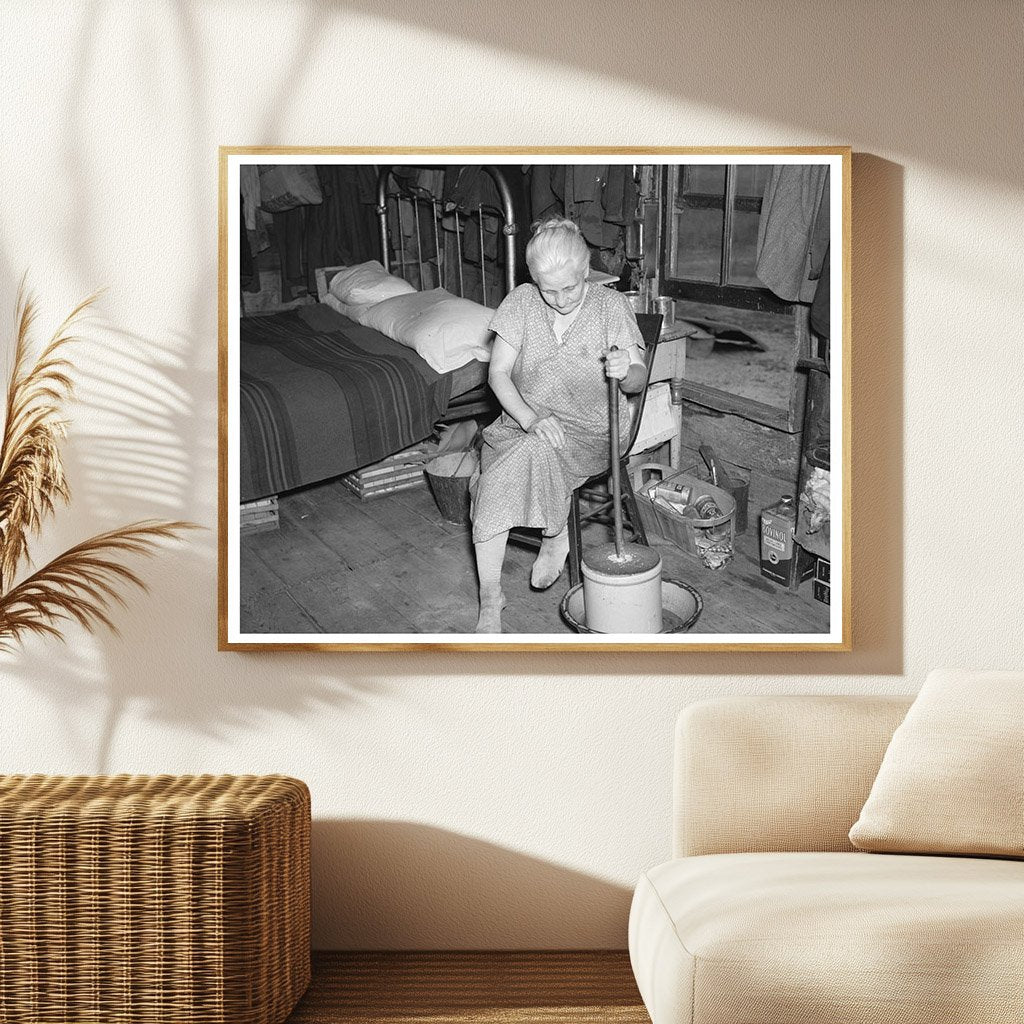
375, 165, 518, 308
372, 165, 519, 422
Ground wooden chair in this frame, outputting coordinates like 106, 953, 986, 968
509, 312, 663, 586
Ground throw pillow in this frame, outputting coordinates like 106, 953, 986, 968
849, 668, 1024, 857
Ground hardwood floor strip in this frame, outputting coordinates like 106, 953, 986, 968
240, 588, 319, 633
290, 567, 419, 634
286, 951, 649, 1023
303, 483, 400, 569
245, 516, 344, 588
240, 541, 291, 605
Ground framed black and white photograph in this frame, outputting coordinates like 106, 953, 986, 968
219, 148, 850, 651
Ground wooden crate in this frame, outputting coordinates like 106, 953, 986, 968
340, 442, 438, 500
241, 495, 280, 534
0, 775, 311, 1024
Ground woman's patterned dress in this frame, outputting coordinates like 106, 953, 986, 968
472, 283, 644, 543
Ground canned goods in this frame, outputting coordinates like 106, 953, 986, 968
693, 495, 724, 520
623, 290, 645, 313
760, 495, 815, 589
655, 481, 692, 505
653, 296, 676, 327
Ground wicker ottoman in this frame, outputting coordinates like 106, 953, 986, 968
0, 774, 310, 1024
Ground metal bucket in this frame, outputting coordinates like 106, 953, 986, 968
424, 450, 478, 525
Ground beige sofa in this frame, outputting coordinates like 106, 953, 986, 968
629, 695, 1024, 1024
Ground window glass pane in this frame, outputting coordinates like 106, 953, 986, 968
733, 165, 769, 197
727, 208, 761, 285
726, 166, 769, 286
672, 208, 724, 282
685, 165, 727, 194
669, 165, 726, 283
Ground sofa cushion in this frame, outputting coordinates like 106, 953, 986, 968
675, 695, 912, 857
849, 668, 1024, 857
629, 852, 1024, 1024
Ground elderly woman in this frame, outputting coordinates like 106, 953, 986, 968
472, 217, 646, 633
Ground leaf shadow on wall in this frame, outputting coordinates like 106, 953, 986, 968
0, 318, 387, 773
311, 819, 635, 950
0, 3, 397, 772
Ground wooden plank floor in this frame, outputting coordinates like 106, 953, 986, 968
287, 951, 649, 1023
241, 475, 828, 636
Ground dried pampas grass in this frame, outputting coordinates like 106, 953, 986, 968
0, 280, 196, 651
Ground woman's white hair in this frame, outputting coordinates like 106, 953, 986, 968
525, 217, 590, 279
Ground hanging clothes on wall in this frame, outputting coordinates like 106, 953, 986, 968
383, 167, 444, 289
810, 244, 830, 340
270, 205, 307, 303
526, 165, 638, 272
393, 166, 445, 200
240, 196, 255, 290
240, 165, 270, 291
264, 165, 382, 301
305, 165, 379, 279
240, 165, 270, 255
427, 166, 528, 302
755, 165, 830, 302
564, 165, 613, 250
530, 165, 564, 223
442, 166, 503, 263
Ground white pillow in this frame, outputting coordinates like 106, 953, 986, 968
359, 289, 494, 373
849, 668, 1024, 858
327, 261, 416, 306
321, 292, 376, 323
355, 288, 444, 336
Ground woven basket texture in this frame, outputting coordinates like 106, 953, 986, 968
0, 774, 311, 1024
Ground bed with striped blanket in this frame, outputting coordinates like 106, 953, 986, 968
239, 303, 486, 502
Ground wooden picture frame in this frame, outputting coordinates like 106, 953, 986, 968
219, 147, 851, 651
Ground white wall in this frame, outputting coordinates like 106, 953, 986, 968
1, 1, 1021, 949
